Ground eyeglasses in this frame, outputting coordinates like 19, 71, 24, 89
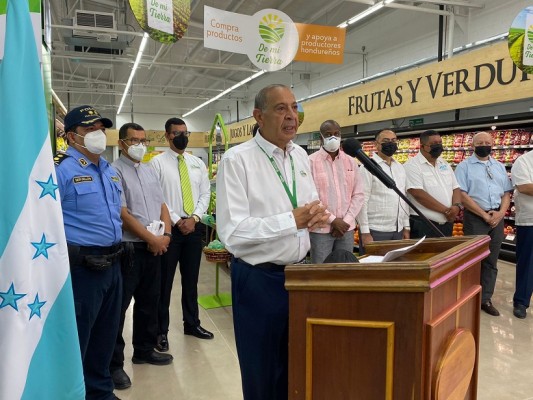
170, 130, 191, 137
486, 165, 493, 180
124, 138, 150, 146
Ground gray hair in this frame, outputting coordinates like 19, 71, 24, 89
254, 84, 291, 110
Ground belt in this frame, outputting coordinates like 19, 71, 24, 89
131, 241, 148, 249
68, 243, 123, 271
234, 258, 286, 272
410, 215, 448, 226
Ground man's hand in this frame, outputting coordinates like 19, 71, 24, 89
402, 229, 410, 240
177, 217, 196, 235
361, 232, 374, 246
487, 210, 504, 228
292, 200, 329, 231
330, 218, 350, 238
444, 206, 459, 222
147, 235, 170, 256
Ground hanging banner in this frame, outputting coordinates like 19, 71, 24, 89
128, 0, 190, 43
293, 23, 345, 64
0, 0, 41, 61
508, 6, 533, 74
203, 6, 345, 71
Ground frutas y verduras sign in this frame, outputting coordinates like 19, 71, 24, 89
296, 42, 533, 132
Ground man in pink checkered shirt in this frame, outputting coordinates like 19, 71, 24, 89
308, 120, 365, 263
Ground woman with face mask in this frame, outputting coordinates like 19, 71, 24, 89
403, 129, 463, 239
308, 120, 365, 263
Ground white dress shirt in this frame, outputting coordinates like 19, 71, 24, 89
216, 133, 319, 265
404, 151, 459, 223
150, 148, 210, 225
511, 150, 533, 226
357, 153, 409, 233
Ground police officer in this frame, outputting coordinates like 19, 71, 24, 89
110, 123, 173, 390
55, 105, 123, 400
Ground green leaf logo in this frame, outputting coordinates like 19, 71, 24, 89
259, 13, 285, 44
528, 24, 533, 42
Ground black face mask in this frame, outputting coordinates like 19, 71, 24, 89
380, 142, 398, 157
428, 144, 443, 158
474, 145, 492, 158
172, 135, 188, 150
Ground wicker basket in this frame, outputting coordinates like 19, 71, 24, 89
203, 247, 232, 263
203, 228, 232, 263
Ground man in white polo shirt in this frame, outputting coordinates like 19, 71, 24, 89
511, 150, 533, 319
404, 130, 462, 238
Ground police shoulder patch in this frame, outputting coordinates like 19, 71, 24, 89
54, 152, 70, 166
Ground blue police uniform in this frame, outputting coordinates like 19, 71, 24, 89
55, 146, 123, 400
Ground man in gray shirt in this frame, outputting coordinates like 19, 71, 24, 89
110, 123, 173, 390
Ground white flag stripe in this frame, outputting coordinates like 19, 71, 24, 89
0, 136, 69, 399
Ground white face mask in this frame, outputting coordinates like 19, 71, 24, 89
322, 136, 340, 152
76, 129, 107, 154
127, 143, 146, 162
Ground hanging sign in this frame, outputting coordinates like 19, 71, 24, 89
204, 6, 345, 71
508, 6, 533, 74
128, 0, 190, 43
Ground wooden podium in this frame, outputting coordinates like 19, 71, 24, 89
285, 235, 490, 400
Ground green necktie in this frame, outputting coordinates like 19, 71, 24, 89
178, 154, 194, 215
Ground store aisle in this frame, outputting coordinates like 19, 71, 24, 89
116, 259, 533, 400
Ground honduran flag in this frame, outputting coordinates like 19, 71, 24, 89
0, 0, 85, 398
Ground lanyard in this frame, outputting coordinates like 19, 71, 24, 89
257, 145, 298, 209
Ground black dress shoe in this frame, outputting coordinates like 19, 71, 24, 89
156, 334, 169, 352
111, 368, 131, 390
513, 303, 527, 319
184, 325, 214, 339
132, 350, 174, 366
481, 300, 500, 316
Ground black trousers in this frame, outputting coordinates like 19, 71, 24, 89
111, 243, 161, 371
70, 256, 121, 400
409, 215, 453, 238
463, 210, 504, 303
231, 258, 289, 400
513, 226, 533, 308
158, 224, 204, 334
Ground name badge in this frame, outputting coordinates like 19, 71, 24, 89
73, 176, 93, 183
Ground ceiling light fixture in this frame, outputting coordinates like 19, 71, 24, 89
183, 70, 266, 117
337, 0, 396, 28
117, 32, 150, 114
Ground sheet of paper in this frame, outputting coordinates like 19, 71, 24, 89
358, 236, 426, 263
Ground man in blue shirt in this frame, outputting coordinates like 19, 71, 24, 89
455, 131, 513, 317
110, 123, 173, 390
55, 105, 123, 400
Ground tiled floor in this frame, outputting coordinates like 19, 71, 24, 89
115, 259, 533, 400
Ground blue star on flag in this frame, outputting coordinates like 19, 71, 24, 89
36, 174, 59, 200
28, 294, 46, 320
0, 283, 27, 311
31, 233, 56, 259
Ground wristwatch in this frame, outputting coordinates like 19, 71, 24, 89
163, 232, 172, 239
191, 214, 200, 223
453, 202, 464, 211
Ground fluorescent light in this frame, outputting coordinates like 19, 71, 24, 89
183, 70, 266, 117
337, 0, 395, 28
117, 32, 149, 114
51, 89, 67, 115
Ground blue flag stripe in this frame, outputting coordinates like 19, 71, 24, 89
0, 0, 48, 256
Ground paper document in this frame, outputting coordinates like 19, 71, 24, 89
147, 220, 165, 236
359, 236, 426, 263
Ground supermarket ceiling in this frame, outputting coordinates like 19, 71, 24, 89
49, 0, 487, 119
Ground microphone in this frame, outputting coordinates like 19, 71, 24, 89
343, 138, 396, 189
